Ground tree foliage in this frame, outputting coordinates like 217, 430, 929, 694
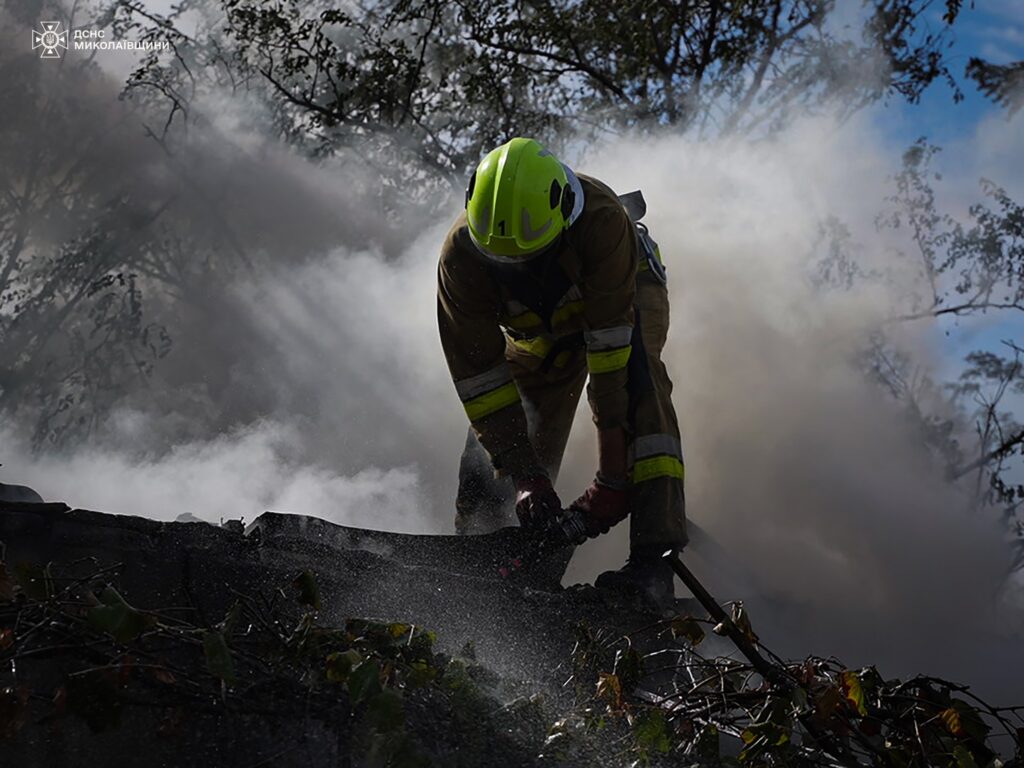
0, 7, 173, 448
967, 58, 1024, 116
565, 612, 1024, 767
111, 0, 976, 183
817, 140, 1024, 564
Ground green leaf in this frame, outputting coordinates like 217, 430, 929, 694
347, 618, 399, 649
814, 685, 843, 721
633, 709, 671, 754
670, 615, 705, 646
347, 659, 382, 705
942, 706, 965, 737
612, 648, 642, 691
840, 670, 868, 716
740, 699, 792, 760
730, 601, 759, 645
949, 698, 991, 742
87, 587, 156, 643
858, 665, 885, 692
953, 744, 979, 768
388, 622, 411, 639
694, 723, 720, 760
405, 659, 437, 688
442, 658, 470, 691
13, 562, 54, 601
203, 630, 237, 685
326, 649, 362, 683
885, 744, 913, 768
292, 570, 321, 611
405, 627, 436, 661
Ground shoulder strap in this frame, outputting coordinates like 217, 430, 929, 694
617, 190, 647, 222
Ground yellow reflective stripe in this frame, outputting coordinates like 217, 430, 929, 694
551, 300, 584, 326
463, 381, 520, 421
455, 363, 512, 401
505, 311, 543, 331
509, 337, 575, 369
586, 345, 631, 374
631, 455, 685, 484
510, 335, 553, 359
502, 301, 582, 333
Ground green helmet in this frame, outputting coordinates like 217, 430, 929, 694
465, 138, 576, 261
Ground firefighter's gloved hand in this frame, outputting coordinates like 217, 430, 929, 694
514, 475, 561, 531
571, 474, 630, 537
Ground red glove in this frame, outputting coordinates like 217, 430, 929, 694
514, 475, 562, 531
570, 476, 629, 537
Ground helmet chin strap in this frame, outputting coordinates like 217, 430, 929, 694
562, 164, 585, 226
480, 232, 563, 270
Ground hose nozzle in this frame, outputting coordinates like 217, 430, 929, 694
550, 506, 587, 546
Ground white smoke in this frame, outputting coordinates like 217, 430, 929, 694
560, 115, 1022, 696
2, 421, 429, 531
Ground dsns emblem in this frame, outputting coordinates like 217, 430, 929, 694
32, 21, 68, 59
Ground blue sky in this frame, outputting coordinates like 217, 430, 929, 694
878, 1, 1023, 148
866, 1, 1024, 379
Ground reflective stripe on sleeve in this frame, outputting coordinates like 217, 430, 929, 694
632, 455, 685, 483
585, 324, 633, 374
586, 346, 631, 374
629, 433, 685, 484
584, 325, 633, 351
455, 364, 521, 421
463, 381, 521, 421
632, 434, 683, 462
454, 363, 513, 401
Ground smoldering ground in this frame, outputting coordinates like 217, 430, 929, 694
2, 25, 1023, 701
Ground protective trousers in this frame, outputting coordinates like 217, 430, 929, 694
455, 271, 687, 551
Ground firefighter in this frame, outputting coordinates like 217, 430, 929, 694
437, 137, 686, 604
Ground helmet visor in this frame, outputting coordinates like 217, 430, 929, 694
471, 231, 563, 264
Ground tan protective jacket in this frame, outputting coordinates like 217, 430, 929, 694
437, 175, 639, 479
